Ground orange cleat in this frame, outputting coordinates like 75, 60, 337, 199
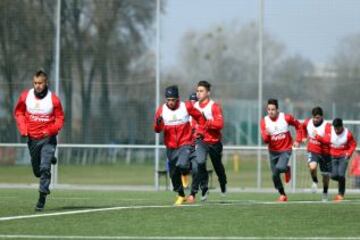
285, 166, 291, 183
334, 194, 344, 202
277, 195, 288, 202
186, 195, 196, 204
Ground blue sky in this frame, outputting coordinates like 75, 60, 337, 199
160, 0, 360, 67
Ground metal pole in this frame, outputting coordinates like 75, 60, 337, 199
51, 0, 61, 188
154, 0, 161, 191
257, 0, 264, 189
292, 149, 297, 193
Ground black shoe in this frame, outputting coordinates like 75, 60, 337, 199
51, 156, 57, 165
35, 193, 47, 212
220, 183, 226, 194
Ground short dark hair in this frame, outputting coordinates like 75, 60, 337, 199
312, 106, 323, 117
34, 70, 48, 80
267, 98, 278, 109
333, 118, 343, 128
197, 80, 211, 91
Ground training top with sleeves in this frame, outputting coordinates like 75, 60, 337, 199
14, 89, 65, 140
154, 100, 206, 149
302, 118, 331, 155
316, 126, 357, 158
193, 99, 224, 144
260, 112, 302, 152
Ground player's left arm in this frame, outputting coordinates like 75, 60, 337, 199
285, 114, 302, 144
205, 102, 224, 130
346, 131, 357, 158
186, 101, 207, 138
45, 95, 65, 136
315, 123, 331, 144
186, 101, 206, 125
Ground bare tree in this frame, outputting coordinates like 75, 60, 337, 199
331, 33, 360, 119
0, 0, 54, 142
177, 22, 285, 100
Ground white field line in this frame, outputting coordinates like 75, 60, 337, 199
0, 235, 360, 240
0, 204, 201, 222
1, 199, 360, 222
50, 197, 151, 201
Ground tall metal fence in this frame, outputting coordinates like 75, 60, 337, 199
1, 0, 360, 190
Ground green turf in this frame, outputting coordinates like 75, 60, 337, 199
0, 189, 359, 238
0, 160, 356, 190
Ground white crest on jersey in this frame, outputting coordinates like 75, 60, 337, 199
194, 100, 214, 120
162, 102, 189, 126
307, 119, 327, 138
26, 88, 53, 114
264, 112, 289, 136
330, 127, 349, 148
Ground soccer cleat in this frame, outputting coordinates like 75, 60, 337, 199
201, 188, 209, 202
220, 183, 226, 194
311, 182, 318, 193
35, 193, 46, 212
285, 166, 291, 183
181, 174, 189, 189
322, 193, 329, 202
334, 194, 344, 202
186, 195, 196, 204
174, 196, 186, 206
277, 195, 288, 202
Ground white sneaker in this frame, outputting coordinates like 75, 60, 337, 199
201, 189, 209, 202
311, 182, 318, 193
322, 193, 328, 202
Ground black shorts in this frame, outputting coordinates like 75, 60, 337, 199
307, 152, 331, 174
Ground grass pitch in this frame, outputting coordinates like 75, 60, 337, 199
0, 189, 359, 239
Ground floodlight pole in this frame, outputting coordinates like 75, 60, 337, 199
154, 0, 161, 191
51, 0, 61, 188
257, 0, 264, 189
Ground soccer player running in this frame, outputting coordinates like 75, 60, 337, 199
302, 106, 332, 201
191, 80, 227, 200
14, 70, 64, 211
154, 85, 206, 206
260, 99, 302, 202
315, 118, 357, 201
186, 92, 210, 203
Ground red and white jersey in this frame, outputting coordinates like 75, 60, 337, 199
193, 99, 224, 144
316, 126, 357, 158
260, 112, 302, 152
153, 101, 205, 149
14, 89, 64, 140
302, 118, 331, 155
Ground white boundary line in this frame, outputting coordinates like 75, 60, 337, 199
0, 235, 359, 240
1, 200, 360, 222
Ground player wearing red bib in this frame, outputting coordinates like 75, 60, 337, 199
260, 99, 302, 202
301, 107, 332, 201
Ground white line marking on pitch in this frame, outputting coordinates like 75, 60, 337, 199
1, 199, 360, 222
0, 204, 201, 222
0, 235, 360, 239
